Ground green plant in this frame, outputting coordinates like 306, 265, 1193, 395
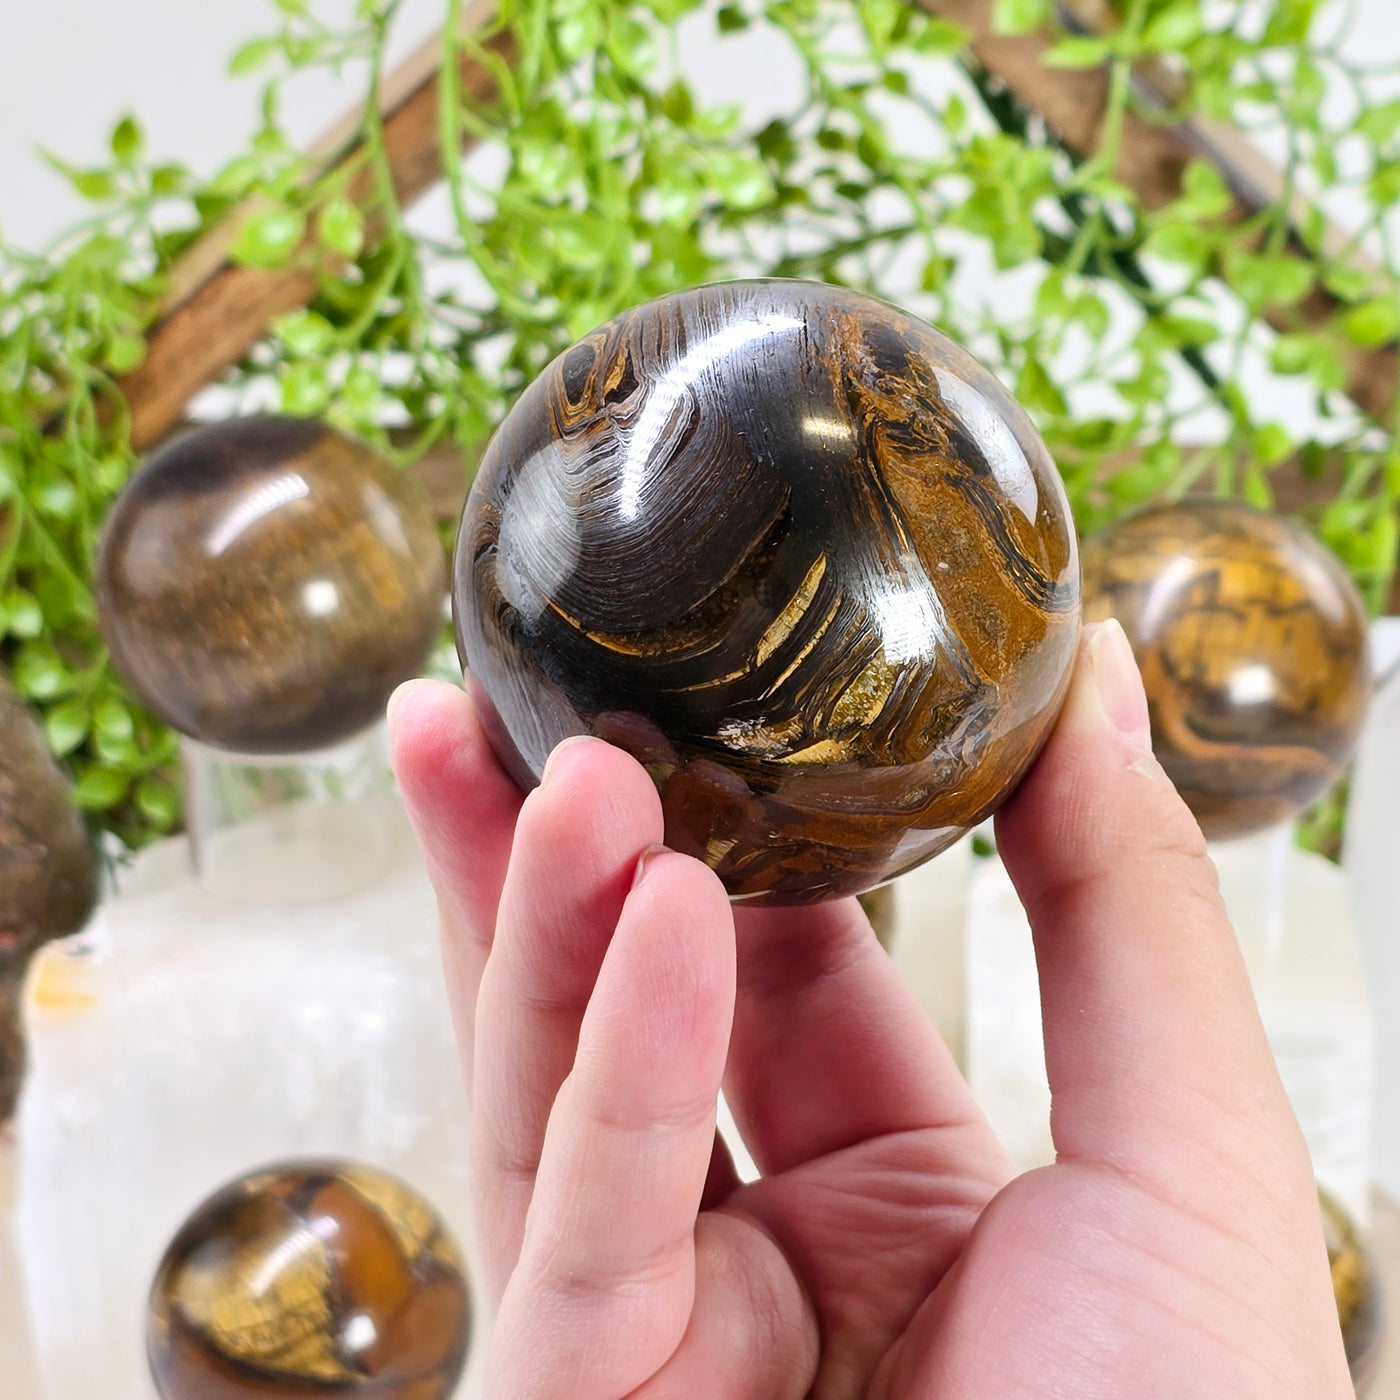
1, 0, 1397, 849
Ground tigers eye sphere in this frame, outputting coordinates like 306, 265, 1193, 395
1081, 499, 1371, 841
147, 1160, 471, 1400
97, 416, 446, 755
1320, 1189, 1384, 1396
454, 281, 1079, 903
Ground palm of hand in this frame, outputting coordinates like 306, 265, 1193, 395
389, 631, 1350, 1400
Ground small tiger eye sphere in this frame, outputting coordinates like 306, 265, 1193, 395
1081, 499, 1371, 840
147, 1160, 472, 1400
454, 280, 1079, 903
1320, 1190, 1384, 1396
97, 416, 446, 754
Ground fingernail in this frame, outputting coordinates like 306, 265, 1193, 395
1089, 618, 1152, 757
540, 734, 596, 786
631, 843, 671, 891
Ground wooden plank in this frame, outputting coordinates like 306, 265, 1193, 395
118, 8, 514, 453
919, 0, 1398, 425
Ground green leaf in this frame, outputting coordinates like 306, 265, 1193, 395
73, 765, 129, 811
94, 697, 135, 741
1016, 357, 1068, 416
1357, 100, 1400, 147
706, 152, 774, 210
1254, 423, 1293, 466
105, 333, 146, 374
274, 309, 333, 357
34, 480, 78, 518
135, 777, 178, 828
229, 36, 281, 77
230, 208, 305, 268
73, 169, 117, 201
110, 115, 144, 163
661, 80, 695, 127
992, 0, 1049, 36
14, 648, 66, 701
1142, 7, 1204, 52
2, 590, 42, 639
1143, 222, 1211, 269
1178, 160, 1233, 220
280, 361, 330, 415
45, 699, 90, 758
716, 4, 748, 32
317, 198, 364, 259
1341, 298, 1400, 348
1270, 333, 1314, 375
913, 17, 968, 54
150, 163, 187, 196
1224, 250, 1314, 310
1042, 37, 1112, 69
1322, 265, 1372, 302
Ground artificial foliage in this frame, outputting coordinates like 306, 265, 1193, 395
0, 0, 1398, 848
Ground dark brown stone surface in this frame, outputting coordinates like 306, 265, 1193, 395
97, 416, 446, 755
0, 680, 98, 1121
147, 1160, 471, 1400
455, 281, 1079, 903
1082, 499, 1371, 840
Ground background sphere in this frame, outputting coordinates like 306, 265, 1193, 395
454, 280, 1079, 903
147, 1159, 471, 1400
1081, 499, 1371, 840
1321, 1189, 1385, 1396
97, 416, 446, 755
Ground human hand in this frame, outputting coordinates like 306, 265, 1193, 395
388, 619, 1350, 1399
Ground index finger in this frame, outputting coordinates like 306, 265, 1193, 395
388, 678, 524, 1075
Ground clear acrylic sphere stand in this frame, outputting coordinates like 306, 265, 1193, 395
181, 726, 393, 905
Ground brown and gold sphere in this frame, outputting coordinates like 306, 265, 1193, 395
453, 280, 1079, 903
0, 677, 98, 1119
97, 416, 446, 755
1321, 1189, 1384, 1395
147, 1159, 471, 1400
1081, 499, 1371, 840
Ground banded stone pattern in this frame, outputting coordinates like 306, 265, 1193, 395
147, 1160, 471, 1400
1081, 499, 1370, 841
455, 280, 1079, 903
98, 416, 446, 755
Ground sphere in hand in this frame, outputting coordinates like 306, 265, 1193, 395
1320, 1189, 1384, 1396
454, 280, 1079, 903
97, 416, 445, 754
147, 1160, 471, 1400
1081, 499, 1370, 840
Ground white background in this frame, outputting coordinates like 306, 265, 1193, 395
2, 0, 1398, 252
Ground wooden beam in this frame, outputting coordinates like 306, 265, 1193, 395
920, 0, 1398, 425
117, 4, 513, 453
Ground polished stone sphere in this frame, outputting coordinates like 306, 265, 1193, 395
0, 676, 98, 1120
1320, 1189, 1384, 1396
454, 280, 1079, 903
147, 1160, 471, 1400
1081, 499, 1371, 840
97, 416, 446, 755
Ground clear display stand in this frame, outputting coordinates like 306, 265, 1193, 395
13, 781, 483, 1400
181, 726, 393, 904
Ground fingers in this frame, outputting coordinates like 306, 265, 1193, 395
387, 679, 524, 1074
484, 850, 736, 1400
996, 620, 1307, 1200
471, 738, 665, 1298
725, 896, 1013, 1182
